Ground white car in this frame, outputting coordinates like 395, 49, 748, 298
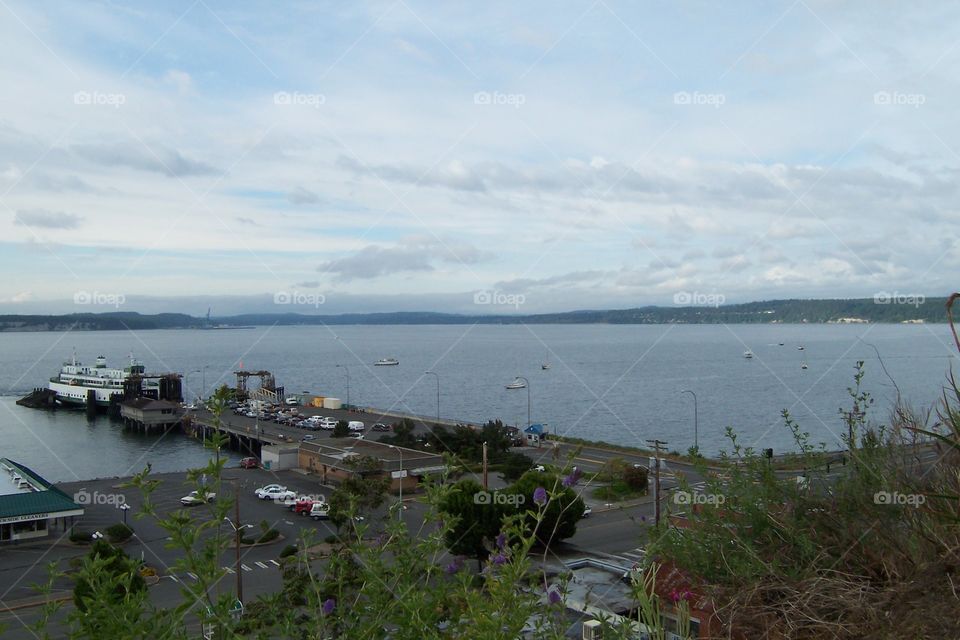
254, 484, 286, 499
262, 488, 297, 502
320, 418, 338, 430
310, 502, 330, 520
180, 490, 216, 506
347, 421, 365, 432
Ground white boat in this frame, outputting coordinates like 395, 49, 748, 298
801, 362, 808, 370
743, 350, 754, 359
505, 377, 527, 390
375, 358, 399, 366
541, 363, 551, 370
797, 345, 805, 351
47, 353, 160, 407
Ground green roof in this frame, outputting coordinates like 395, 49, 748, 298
0, 459, 83, 520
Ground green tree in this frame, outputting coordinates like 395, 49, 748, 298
504, 470, 585, 546
500, 451, 534, 481
438, 478, 506, 566
332, 420, 349, 438
623, 464, 648, 491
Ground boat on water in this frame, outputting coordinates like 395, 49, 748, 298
375, 358, 399, 366
505, 377, 527, 390
47, 353, 161, 407
743, 350, 754, 359
797, 345, 805, 351
801, 362, 808, 370
541, 363, 551, 370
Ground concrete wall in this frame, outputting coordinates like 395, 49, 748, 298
261, 445, 299, 471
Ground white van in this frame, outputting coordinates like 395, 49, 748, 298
310, 502, 330, 520
347, 421, 365, 432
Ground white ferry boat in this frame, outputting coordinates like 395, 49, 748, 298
47, 353, 159, 407
375, 358, 399, 366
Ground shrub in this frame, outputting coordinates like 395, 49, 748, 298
257, 529, 280, 544
106, 523, 134, 543
324, 534, 339, 544
69, 530, 93, 544
623, 465, 649, 491
73, 540, 146, 613
499, 451, 534, 481
279, 544, 298, 559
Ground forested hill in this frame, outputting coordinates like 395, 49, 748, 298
0, 297, 946, 331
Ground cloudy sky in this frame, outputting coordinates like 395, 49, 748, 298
1, 1, 957, 315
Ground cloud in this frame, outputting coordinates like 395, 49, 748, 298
287, 186, 320, 204
234, 216, 259, 225
72, 142, 217, 177
14, 209, 83, 229
318, 237, 491, 282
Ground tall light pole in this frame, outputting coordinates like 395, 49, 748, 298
224, 482, 253, 604
201, 365, 208, 401
516, 376, 531, 427
118, 503, 130, 525
185, 369, 201, 404
337, 364, 350, 407
424, 371, 439, 423
389, 445, 404, 521
681, 389, 698, 451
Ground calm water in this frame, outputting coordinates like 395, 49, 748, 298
1, 324, 956, 480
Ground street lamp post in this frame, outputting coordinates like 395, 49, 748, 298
389, 445, 404, 521
424, 371, 440, 423
119, 503, 130, 525
512, 376, 531, 427
337, 365, 350, 407
224, 484, 253, 604
681, 389, 698, 452
185, 369, 201, 404
201, 365, 208, 401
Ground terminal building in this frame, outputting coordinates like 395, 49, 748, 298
0, 458, 84, 543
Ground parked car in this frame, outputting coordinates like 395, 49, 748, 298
371, 423, 390, 432
582, 505, 592, 518
310, 502, 330, 520
254, 484, 286, 499
347, 421, 365, 432
301, 434, 316, 441
259, 488, 296, 502
292, 496, 326, 514
347, 433, 364, 440
320, 418, 338, 430
285, 397, 299, 406
239, 457, 259, 469
180, 490, 216, 506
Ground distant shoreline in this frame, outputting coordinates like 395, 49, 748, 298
0, 298, 949, 331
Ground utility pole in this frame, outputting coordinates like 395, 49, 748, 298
646, 439, 668, 527
232, 480, 243, 603
425, 371, 440, 423
482, 442, 488, 490
681, 390, 698, 451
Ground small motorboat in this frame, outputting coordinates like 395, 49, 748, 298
801, 362, 808, 370
541, 363, 551, 370
743, 350, 754, 359
778, 342, 784, 346
375, 358, 399, 366
797, 345, 805, 351
505, 377, 527, 390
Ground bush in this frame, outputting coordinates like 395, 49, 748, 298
324, 534, 339, 544
257, 529, 280, 544
499, 451, 534, 481
332, 421, 349, 438
70, 530, 93, 544
73, 540, 146, 612
279, 544, 298, 559
106, 523, 134, 543
623, 465, 649, 491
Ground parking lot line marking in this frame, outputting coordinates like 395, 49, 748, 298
269, 559, 280, 566
241, 564, 252, 572
186, 572, 198, 580
255, 561, 268, 569
223, 567, 235, 574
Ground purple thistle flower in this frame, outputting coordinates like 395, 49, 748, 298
495, 532, 507, 550
322, 598, 336, 615
547, 588, 562, 605
445, 556, 464, 574
533, 486, 548, 506
562, 467, 582, 488
492, 552, 507, 565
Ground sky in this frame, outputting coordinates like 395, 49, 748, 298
0, 1, 958, 316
